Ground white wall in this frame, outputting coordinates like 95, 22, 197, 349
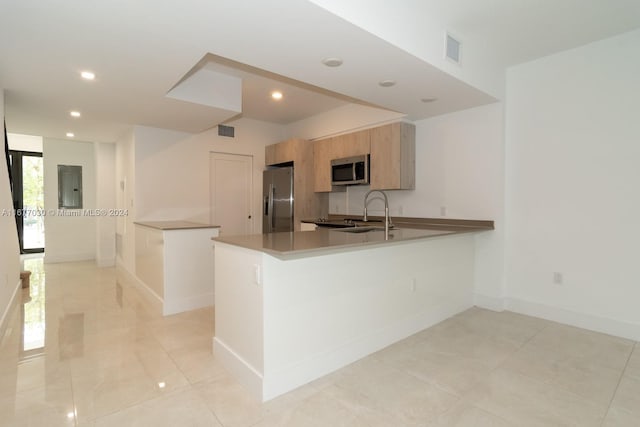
287, 103, 506, 307
308, 0, 505, 99
115, 129, 136, 273
134, 119, 285, 227
364, 106, 504, 307
415, 104, 505, 309
0, 89, 22, 332
7, 133, 42, 152
504, 29, 640, 340
114, 118, 284, 277
95, 142, 116, 267
328, 104, 504, 221
133, 126, 194, 221
43, 139, 96, 263
284, 104, 405, 141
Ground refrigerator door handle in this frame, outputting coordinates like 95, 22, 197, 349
271, 186, 276, 230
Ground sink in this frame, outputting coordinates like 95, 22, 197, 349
315, 218, 384, 228
334, 226, 386, 233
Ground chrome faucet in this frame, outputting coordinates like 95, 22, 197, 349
363, 190, 391, 239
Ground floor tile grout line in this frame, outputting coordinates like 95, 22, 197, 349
351, 344, 477, 424
371, 312, 555, 415
456, 318, 599, 426
494, 320, 633, 426
84, 383, 198, 425
46, 259, 183, 425
7, 258, 639, 426
322, 381, 412, 426
29, 256, 80, 427
598, 343, 636, 427
490, 319, 550, 374
68, 360, 79, 427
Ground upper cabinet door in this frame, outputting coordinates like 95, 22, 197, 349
311, 122, 415, 192
313, 130, 370, 193
370, 122, 415, 190
265, 138, 297, 166
332, 129, 370, 159
313, 138, 334, 192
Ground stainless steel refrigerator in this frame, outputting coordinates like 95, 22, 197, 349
263, 167, 294, 233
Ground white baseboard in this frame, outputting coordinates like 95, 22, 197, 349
163, 292, 214, 316
44, 252, 95, 263
115, 259, 213, 317
472, 294, 640, 341
213, 337, 264, 402
96, 257, 115, 267
116, 259, 163, 313
215, 299, 473, 402
505, 297, 640, 342
0, 280, 22, 341
474, 293, 506, 312
262, 300, 473, 401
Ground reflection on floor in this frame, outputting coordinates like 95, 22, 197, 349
0, 258, 639, 426
21, 257, 46, 359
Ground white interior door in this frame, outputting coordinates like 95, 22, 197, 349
209, 152, 253, 236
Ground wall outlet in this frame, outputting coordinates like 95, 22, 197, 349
440, 206, 447, 216
410, 277, 417, 292
553, 272, 563, 284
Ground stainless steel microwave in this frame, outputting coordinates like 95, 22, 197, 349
331, 155, 369, 185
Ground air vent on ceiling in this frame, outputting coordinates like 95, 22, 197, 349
445, 33, 461, 64
218, 124, 235, 138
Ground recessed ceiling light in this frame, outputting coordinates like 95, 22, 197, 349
421, 97, 438, 103
66, 132, 75, 137
271, 91, 283, 100
379, 80, 396, 87
80, 71, 95, 80
70, 111, 81, 118
321, 57, 343, 67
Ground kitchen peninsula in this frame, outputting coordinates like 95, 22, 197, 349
212, 220, 492, 401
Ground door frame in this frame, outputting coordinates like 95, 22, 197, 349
9, 149, 44, 254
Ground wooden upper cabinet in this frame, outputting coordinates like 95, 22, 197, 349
313, 130, 370, 192
265, 138, 298, 166
370, 122, 416, 190
312, 122, 414, 192
313, 138, 334, 192
332, 129, 370, 159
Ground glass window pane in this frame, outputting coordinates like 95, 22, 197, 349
22, 155, 45, 250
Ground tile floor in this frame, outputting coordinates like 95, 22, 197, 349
0, 257, 639, 426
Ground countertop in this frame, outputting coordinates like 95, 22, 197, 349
213, 225, 490, 260
135, 221, 221, 231
303, 215, 494, 232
